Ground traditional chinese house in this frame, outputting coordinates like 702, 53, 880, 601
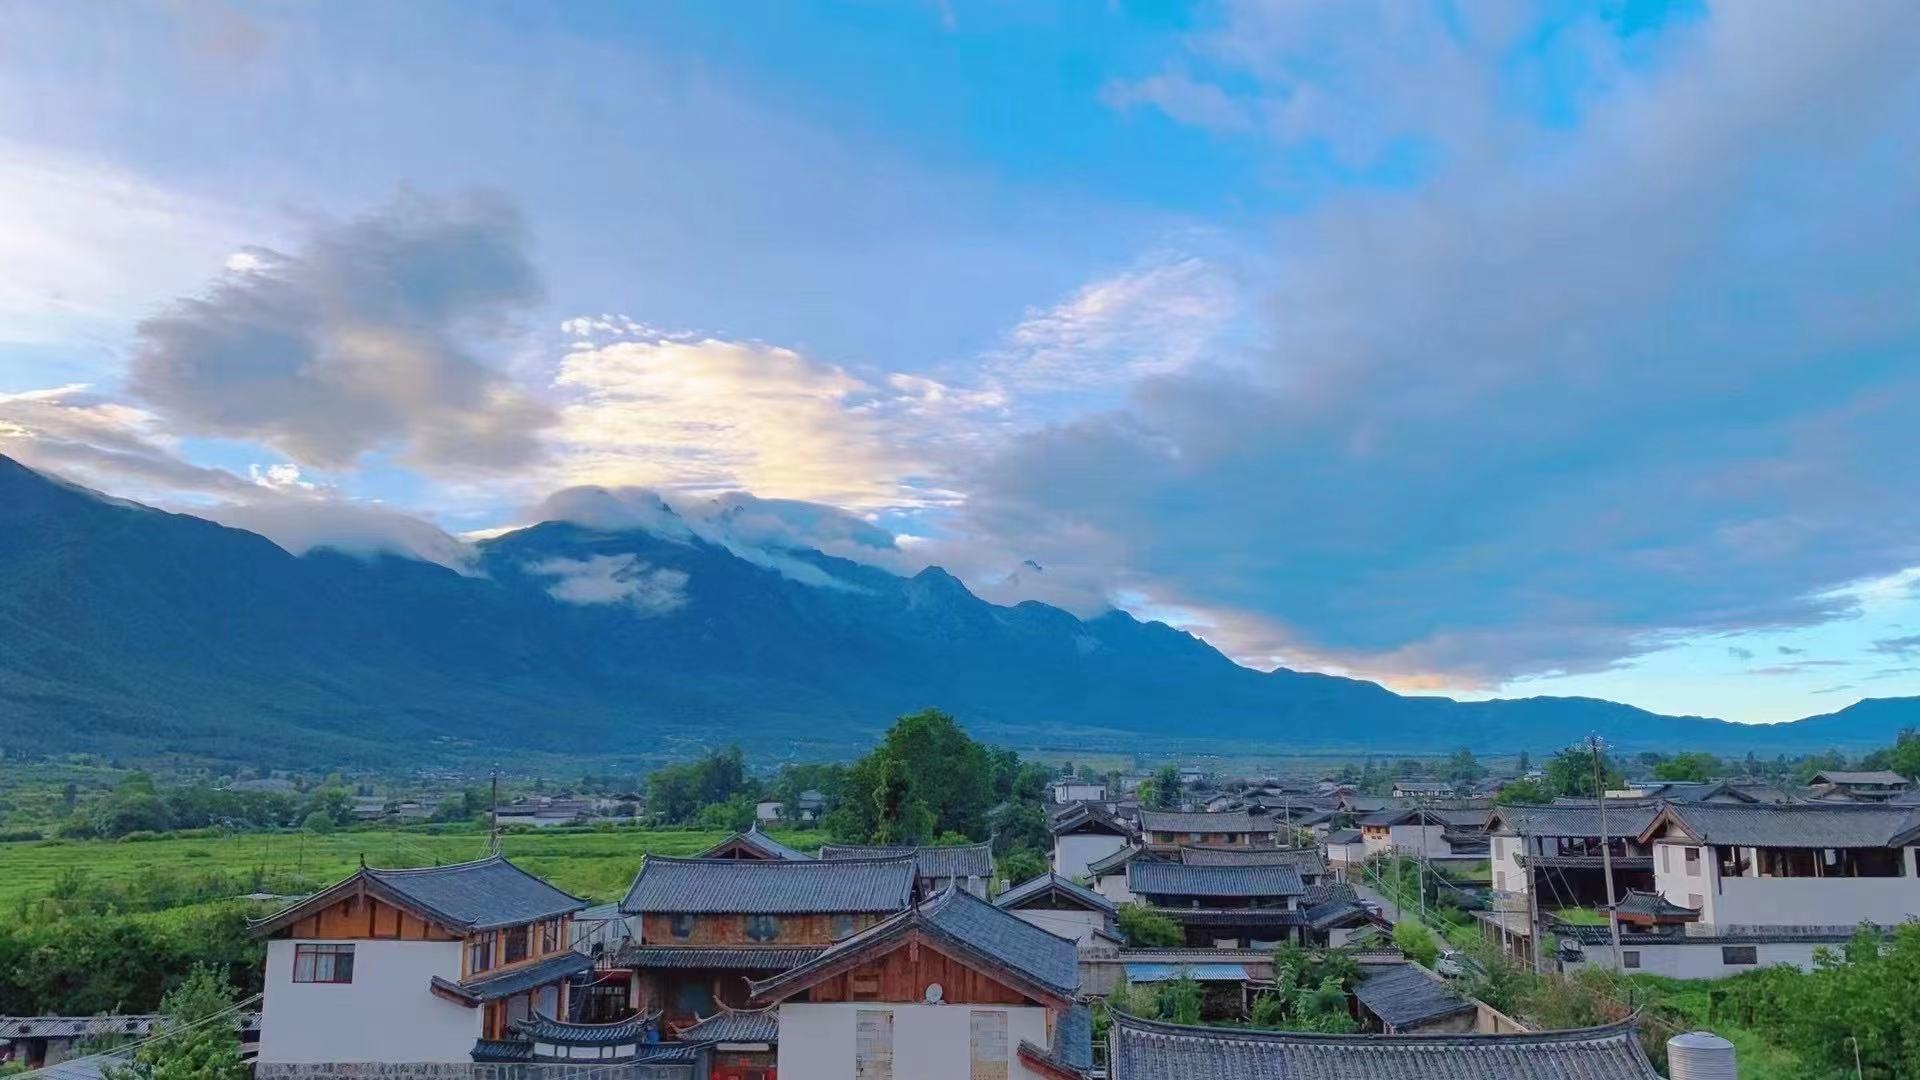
747, 886, 1090, 1080
615, 854, 918, 1035
1125, 860, 1307, 948
247, 854, 592, 1073
817, 842, 996, 898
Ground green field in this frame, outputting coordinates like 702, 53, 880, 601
0, 825, 825, 909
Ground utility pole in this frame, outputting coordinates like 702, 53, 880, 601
488, 767, 501, 856
1591, 736, 1624, 972
1522, 820, 1544, 975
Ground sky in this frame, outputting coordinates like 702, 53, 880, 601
3, 0, 1920, 724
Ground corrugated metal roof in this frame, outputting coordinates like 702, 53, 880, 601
1128, 861, 1304, 898
1124, 963, 1250, 983
1109, 1012, 1664, 1079
620, 854, 916, 914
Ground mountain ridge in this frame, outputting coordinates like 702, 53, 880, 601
2, 453, 1914, 766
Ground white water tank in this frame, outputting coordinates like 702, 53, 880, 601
1667, 1031, 1736, 1080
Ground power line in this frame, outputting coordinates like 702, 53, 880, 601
14, 994, 263, 1080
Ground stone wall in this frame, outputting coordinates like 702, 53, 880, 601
259, 1062, 693, 1080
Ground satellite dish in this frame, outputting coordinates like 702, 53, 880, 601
924, 982, 945, 1004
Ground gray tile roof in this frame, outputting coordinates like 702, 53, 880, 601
614, 945, 825, 970
1298, 884, 1371, 930
1810, 770, 1910, 786
1108, 1012, 1664, 1079
1128, 861, 1304, 899
357, 855, 588, 931
1051, 803, 1134, 837
1486, 803, 1661, 840
513, 1011, 659, 1046
470, 1039, 531, 1063
697, 827, 814, 861
1138, 810, 1260, 834
1087, 844, 1147, 876
679, 1007, 778, 1044
1178, 846, 1326, 877
817, 842, 995, 879
1323, 828, 1363, 845
995, 872, 1117, 915
621, 854, 916, 914
1144, 907, 1306, 928
1020, 1002, 1094, 1077
1647, 802, 1920, 847
1610, 889, 1699, 918
433, 950, 593, 1003
1352, 964, 1476, 1030
751, 887, 1079, 1003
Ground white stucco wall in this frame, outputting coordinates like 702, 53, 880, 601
258, 939, 477, 1063
1010, 907, 1107, 946
1093, 872, 1135, 905
1653, 841, 1920, 927
777, 1003, 1052, 1080
1054, 833, 1127, 881
1571, 939, 1833, 979
1053, 783, 1106, 802
1388, 824, 1449, 858
1490, 834, 1528, 896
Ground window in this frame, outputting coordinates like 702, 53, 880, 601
503, 925, 529, 964
969, 1010, 1009, 1080
1684, 847, 1701, 876
1622, 951, 1641, 969
505, 992, 531, 1028
1722, 946, 1758, 966
468, 933, 494, 974
1660, 846, 1670, 874
540, 919, 560, 953
293, 943, 355, 983
745, 914, 781, 942
833, 914, 859, 940
1496, 871, 1507, 891
670, 913, 695, 940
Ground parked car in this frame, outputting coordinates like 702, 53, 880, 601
1435, 949, 1482, 979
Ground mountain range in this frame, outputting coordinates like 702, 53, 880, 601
1, 453, 1913, 767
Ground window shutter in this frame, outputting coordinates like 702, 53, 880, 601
855, 1009, 893, 1080
969, 1010, 1009, 1080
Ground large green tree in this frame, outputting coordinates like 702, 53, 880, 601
826, 710, 993, 844
1544, 745, 1624, 799
105, 964, 248, 1080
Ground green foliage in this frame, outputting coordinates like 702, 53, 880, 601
1652, 752, 1720, 782
1393, 919, 1439, 967
988, 800, 1050, 858
301, 811, 334, 834
104, 964, 248, 1080
1727, 925, 1920, 1079
1252, 945, 1360, 1033
693, 793, 757, 832
648, 746, 753, 825
1444, 748, 1484, 790
1116, 903, 1184, 947
1153, 765, 1180, 808
0, 904, 262, 1016
1858, 728, 1920, 781
998, 849, 1047, 885
1155, 973, 1204, 1025
1495, 777, 1555, 805
825, 710, 992, 844
1544, 744, 1625, 799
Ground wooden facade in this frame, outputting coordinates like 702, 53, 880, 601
801, 934, 1031, 1006
639, 912, 881, 947
280, 894, 462, 942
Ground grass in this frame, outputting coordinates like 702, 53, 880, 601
1551, 906, 1608, 926
1626, 974, 1839, 1080
0, 824, 825, 908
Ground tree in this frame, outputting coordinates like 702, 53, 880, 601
1393, 920, 1439, 967
1153, 765, 1180, 809
1543, 744, 1623, 799
1495, 777, 1554, 805
1444, 748, 1484, 791
104, 964, 247, 1080
1155, 972, 1203, 1025
301, 811, 334, 834
999, 849, 1047, 885
1116, 904, 1183, 947
1652, 752, 1719, 782
1515, 751, 1531, 776
304, 787, 353, 827
826, 710, 992, 844
988, 800, 1050, 860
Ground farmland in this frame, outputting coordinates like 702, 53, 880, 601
0, 824, 824, 910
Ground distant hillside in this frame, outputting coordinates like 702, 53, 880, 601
1, 454, 1914, 766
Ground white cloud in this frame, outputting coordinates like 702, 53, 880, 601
526, 554, 688, 614
992, 254, 1240, 390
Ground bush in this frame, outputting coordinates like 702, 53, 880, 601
0, 828, 42, 843
120, 830, 163, 843
1393, 920, 1439, 967
301, 811, 335, 834
1116, 903, 1184, 947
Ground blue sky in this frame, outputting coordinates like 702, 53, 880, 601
3, 0, 1919, 723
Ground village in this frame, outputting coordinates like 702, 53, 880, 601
11, 758, 1918, 1080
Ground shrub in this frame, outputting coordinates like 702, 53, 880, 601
1393, 920, 1439, 967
